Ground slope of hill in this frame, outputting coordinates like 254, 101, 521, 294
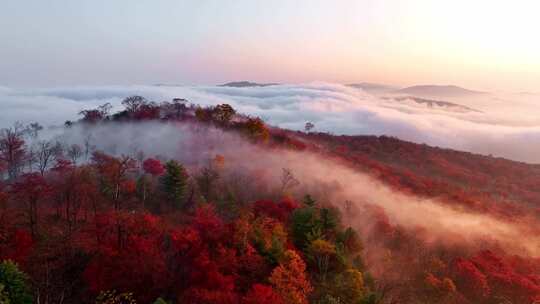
293, 131, 540, 216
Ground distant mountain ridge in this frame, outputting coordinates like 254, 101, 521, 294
347, 82, 400, 94
384, 96, 482, 113
393, 85, 486, 97
220, 81, 279, 87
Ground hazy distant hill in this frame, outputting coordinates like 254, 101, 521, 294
220, 81, 279, 87
347, 82, 399, 94
385, 96, 482, 113
394, 85, 486, 97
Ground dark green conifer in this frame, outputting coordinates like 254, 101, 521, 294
160, 160, 189, 209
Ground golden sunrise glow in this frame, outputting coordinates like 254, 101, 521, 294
359, 0, 540, 90
1, 0, 539, 91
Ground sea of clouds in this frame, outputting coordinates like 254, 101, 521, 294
1, 82, 540, 163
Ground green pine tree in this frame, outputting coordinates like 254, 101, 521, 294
0, 260, 32, 304
160, 160, 189, 209
0, 283, 10, 304
152, 298, 169, 304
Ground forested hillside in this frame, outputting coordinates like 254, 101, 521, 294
0, 96, 538, 304
295, 132, 540, 217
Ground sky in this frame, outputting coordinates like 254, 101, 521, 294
1, 0, 539, 91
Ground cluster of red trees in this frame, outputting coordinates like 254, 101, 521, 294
1, 96, 539, 303
0, 147, 375, 303
0, 148, 319, 303
356, 203, 540, 303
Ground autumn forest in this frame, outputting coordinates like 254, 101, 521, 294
0, 96, 539, 304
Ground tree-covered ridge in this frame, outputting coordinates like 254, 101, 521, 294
0, 96, 538, 303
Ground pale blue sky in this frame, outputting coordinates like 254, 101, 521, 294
1, 0, 539, 91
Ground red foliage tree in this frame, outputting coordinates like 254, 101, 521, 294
191, 205, 224, 242
83, 212, 167, 303
471, 251, 540, 303
79, 103, 112, 123
0, 125, 27, 180
133, 103, 160, 120
454, 258, 491, 300
0, 229, 33, 265
143, 158, 165, 176
92, 152, 136, 208
253, 198, 299, 222
242, 284, 284, 304
168, 208, 241, 304
182, 249, 239, 304
11, 173, 51, 237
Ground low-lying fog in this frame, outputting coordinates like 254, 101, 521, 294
53, 122, 540, 258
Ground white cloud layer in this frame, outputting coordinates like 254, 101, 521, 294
1, 82, 540, 163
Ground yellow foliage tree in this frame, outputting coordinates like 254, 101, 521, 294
333, 268, 365, 303
308, 239, 336, 282
269, 250, 313, 304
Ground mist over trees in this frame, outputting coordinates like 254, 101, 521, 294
0, 96, 538, 303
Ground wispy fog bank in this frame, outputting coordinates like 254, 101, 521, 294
54, 122, 540, 257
